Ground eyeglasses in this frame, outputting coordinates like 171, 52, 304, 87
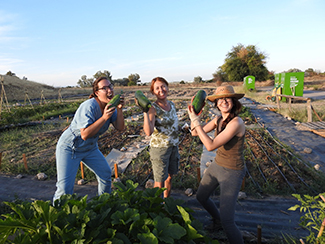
98, 84, 114, 91
217, 97, 232, 103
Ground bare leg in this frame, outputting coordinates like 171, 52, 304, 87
163, 174, 172, 198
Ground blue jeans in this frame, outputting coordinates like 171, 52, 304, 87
53, 145, 111, 202
196, 162, 245, 244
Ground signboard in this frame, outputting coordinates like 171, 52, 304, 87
243, 75, 255, 90
283, 72, 304, 97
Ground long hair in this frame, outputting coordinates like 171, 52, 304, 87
89, 76, 108, 98
150, 77, 169, 94
215, 98, 242, 132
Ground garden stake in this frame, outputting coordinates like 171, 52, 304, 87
114, 163, 118, 178
80, 162, 84, 179
257, 225, 262, 244
196, 167, 201, 185
299, 239, 305, 244
317, 217, 325, 241
23, 153, 28, 171
320, 194, 325, 203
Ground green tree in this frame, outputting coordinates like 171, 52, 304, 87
213, 44, 268, 82
6, 71, 16, 76
128, 73, 140, 86
94, 70, 112, 80
194, 76, 203, 83
77, 75, 94, 88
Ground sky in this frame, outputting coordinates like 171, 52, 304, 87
0, 0, 324, 87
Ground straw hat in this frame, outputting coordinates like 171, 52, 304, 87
206, 85, 244, 102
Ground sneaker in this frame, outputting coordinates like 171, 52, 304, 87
204, 219, 223, 232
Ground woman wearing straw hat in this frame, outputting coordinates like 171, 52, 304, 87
188, 85, 245, 244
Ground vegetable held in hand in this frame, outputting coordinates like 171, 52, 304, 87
135, 90, 152, 112
107, 94, 121, 108
192, 90, 206, 115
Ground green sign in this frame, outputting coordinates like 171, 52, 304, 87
243, 75, 255, 90
283, 72, 304, 97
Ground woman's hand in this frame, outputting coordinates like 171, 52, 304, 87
187, 105, 201, 130
117, 94, 124, 109
103, 105, 116, 120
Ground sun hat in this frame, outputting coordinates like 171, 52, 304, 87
206, 85, 244, 102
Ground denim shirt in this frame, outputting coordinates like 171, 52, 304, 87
57, 98, 117, 152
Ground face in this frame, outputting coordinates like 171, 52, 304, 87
216, 97, 233, 113
95, 79, 114, 103
153, 80, 168, 99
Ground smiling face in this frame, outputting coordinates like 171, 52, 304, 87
95, 79, 114, 104
153, 80, 169, 100
216, 97, 233, 113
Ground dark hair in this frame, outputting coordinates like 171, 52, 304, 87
215, 98, 242, 132
150, 77, 169, 94
89, 76, 108, 98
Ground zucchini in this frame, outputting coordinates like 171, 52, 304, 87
107, 94, 121, 108
135, 90, 152, 112
192, 90, 206, 114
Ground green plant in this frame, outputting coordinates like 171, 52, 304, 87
0, 180, 219, 244
289, 193, 325, 243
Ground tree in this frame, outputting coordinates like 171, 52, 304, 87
77, 75, 94, 88
213, 44, 269, 82
128, 73, 140, 86
94, 70, 112, 80
6, 71, 16, 76
194, 76, 203, 83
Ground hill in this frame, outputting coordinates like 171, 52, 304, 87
0, 75, 91, 102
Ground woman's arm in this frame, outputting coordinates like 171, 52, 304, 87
112, 94, 125, 131
191, 117, 218, 136
143, 106, 156, 136
80, 105, 116, 141
195, 117, 245, 151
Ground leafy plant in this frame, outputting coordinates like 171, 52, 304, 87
0, 180, 219, 244
288, 193, 325, 243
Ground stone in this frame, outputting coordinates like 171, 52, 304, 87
314, 164, 321, 171
238, 191, 247, 199
145, 179, 154, 189
36, 172, 48, 181
185, 188, 193, 196
77, 179, 85, 185
15, 174, 24, 179
303, 147, 312, 154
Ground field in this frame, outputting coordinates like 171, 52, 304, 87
1, 74, 325, 198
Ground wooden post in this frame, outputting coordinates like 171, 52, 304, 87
114, 163, 118, 178
80, 162, 84, 179
23, 153, 28, 171
197, 167, 201, 185
257, 225, 262, 244
317, 217, 325, 240
288, 97, 292, 111
0, 152, 2, 169
307, 98, 312, 122
276, 95, 280, 110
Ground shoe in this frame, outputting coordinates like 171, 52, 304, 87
204, 219, 223, 232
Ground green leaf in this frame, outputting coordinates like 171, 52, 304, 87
137, 232, 158, 244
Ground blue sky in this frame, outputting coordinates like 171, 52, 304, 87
0, 0, 324, 87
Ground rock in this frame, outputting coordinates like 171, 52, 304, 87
77, 179, 86, 185
185, 188, 193, 196
314, 164, 321, 171
145, 179, 154, 189
304, 147, 312, 154
15, 174, 24, 179
238, 191, 247, 199
36, 173, 48, 181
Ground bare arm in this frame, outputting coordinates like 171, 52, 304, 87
80, 105, 116, 141
195, 117, 245, 151
143, 106, 156, 136
191, 116, 218, 136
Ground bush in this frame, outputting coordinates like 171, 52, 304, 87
0, 180, 218, 243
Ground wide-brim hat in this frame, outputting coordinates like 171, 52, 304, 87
206, 85, 244, 102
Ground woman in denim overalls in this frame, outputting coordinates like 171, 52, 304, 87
53, 77, 125, 202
